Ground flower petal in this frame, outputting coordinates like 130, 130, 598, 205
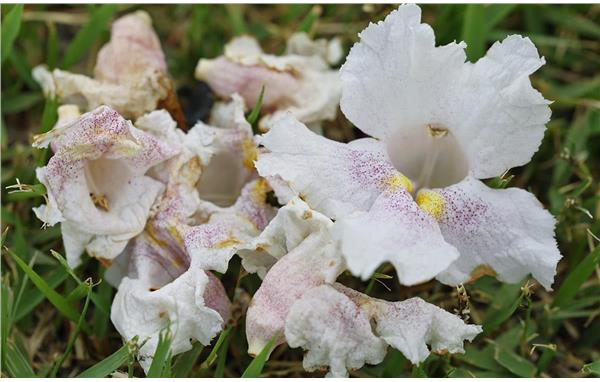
370, 295, 481, 364
245, 199, 342, 355
33, 106, 178, 267
186, 95, 256, 207
340, 4, 466, 141
183, 179, 275, 273
195, 35, 340, 129
111, 267, 224, 373
333, 188, 460, 285
33, 12, 185, 124
284, 283, 481, 376
285, 285, 387, 377
433, 176, 561, 290
459, 35, 551, 178
239, 197, 333, 278
257, 115, 403, 219
340, 4, 550, 178
94, 11, 166, 84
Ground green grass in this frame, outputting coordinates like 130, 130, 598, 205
1, 3, 599, 377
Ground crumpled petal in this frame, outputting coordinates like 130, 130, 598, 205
257, 114, 403, 219
340, 4, 550, 179
333, 188, 459, 285
182, 179, 275, 273
186, 94, 256, 207
368, 294, 482, 364
432, 176, 561, 290
245, 198, 343, 356
110, 158, 231, 373
285, 32, 343, 66
94, 10, 166, 83
284, 285, 387, 378
239, 196, 333, 278
195, 34, 340, 130
134, 109, 187, 183
111, 266, 226, 372
284, 283, 481, 377
33, 11, 185, 125
32, 106, 179, 267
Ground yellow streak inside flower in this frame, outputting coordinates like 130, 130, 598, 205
382, 174, 414, 194
416, 190, 445, 221
242, 137, 258, 170
250, 178, 269, 202
213, 235, 241, 249
145, 223, 169, 249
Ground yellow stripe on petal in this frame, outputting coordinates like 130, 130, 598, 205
242, 137, 258, 170
382, 174, 413, 193
416, 190, 445, 220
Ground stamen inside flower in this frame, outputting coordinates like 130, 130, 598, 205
387, 123, 468, 191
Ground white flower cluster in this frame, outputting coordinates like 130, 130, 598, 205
32, 5, 561, 377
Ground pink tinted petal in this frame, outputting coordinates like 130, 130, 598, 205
333, 188, 459, 285
433, 176, 561, 290
94, 11, 167, 84
196, 57, 299, 111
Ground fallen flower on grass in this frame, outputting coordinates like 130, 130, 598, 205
33, 11, 186, 127
245, 198, 481, 377
195, 33, 341, 132
32, 105, 179, 267
256, 4, 561, 290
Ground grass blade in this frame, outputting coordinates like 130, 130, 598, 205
214, 332, 231, 377
246, 85, 265, 126
147, 329, 173, 377
4, 342, 35, 377
1, 4, 24, 64
462, 4, 486, 61
198, 327, 232, 372
553, 246, 600, 308
172, 342, 204, 378
493, 343, 536, 377
77, 339, 133, 378
483, 282, 524, 334
13, 267, 69, 322
51, 279, 94, 376
4, 247, 83, 328
1, 280, 13, 370
241, 336, 276, 378
46, 22, 58, 69
61, 4, 118, 69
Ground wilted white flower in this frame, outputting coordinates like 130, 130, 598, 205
245, 198, 480, 377
195, 33, 341, 132
286, 284, 481, 377
256, 4, 561, 290
33, 11, 185, 126
110, 96, 276, 371
32, 105, 179, 267
245, 198, 343, 355
110, 175, 232, 372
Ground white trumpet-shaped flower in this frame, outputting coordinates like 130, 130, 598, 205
110, 97, 274, 370
32, 105, 179, 267
33, 11, 185, 126
256, 4, 561, 290
110, 175, 232, 373
245, 198, 481, 377
195, 33, 341, 132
